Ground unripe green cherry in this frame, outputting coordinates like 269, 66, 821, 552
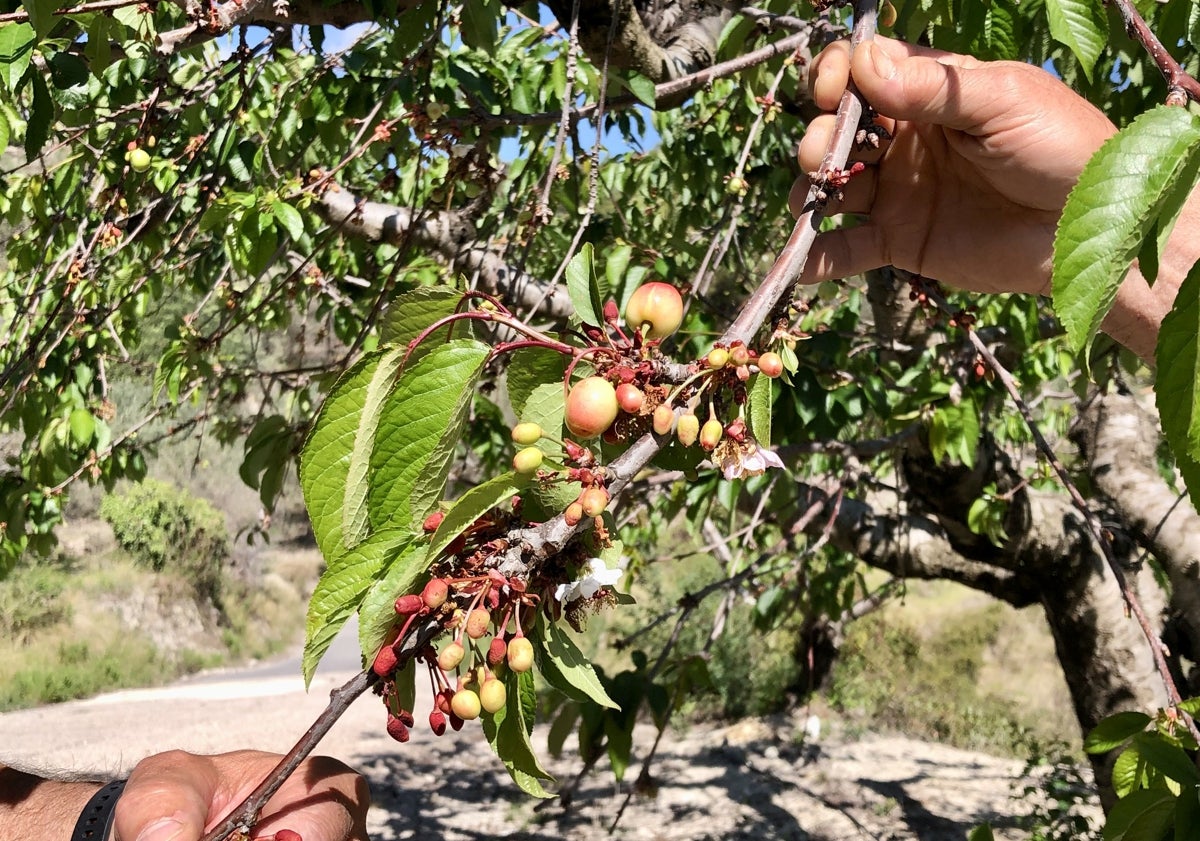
652, 404, 675, 435
450, 688, 482, 720
438, 641, 465, 672
128, 148, 152, 172
479, 677, 507, 713
757, 351, 784, 378
707, 347, 730, 370
579, 486, 609, 517
565, 377, 619, 439
512, 446, 544, 474
699, 418, 724, 451
625, 282, 684, 340
507, 636, 535, 672
677, 412, 700, 447
511, 422, 543, 445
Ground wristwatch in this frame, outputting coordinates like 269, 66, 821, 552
71, 779, 126, 841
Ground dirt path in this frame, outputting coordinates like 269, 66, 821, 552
0, 666, 1099, 840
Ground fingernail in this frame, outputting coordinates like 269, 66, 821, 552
135, 818, 185, 841
869, 42, 896, 80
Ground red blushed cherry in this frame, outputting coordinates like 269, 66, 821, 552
757, 351, 784, 378
565, 377, 619, 439
615, 383, 645, 413
625, 282, 684, 340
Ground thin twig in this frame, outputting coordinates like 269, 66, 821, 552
1109, 0, 1200, 105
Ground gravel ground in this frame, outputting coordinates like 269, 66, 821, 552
0, 661, 1101, 840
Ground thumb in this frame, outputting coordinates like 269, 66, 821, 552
113, 753, 218, 841
850, 38, 1001, 135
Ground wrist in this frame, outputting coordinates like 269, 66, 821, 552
0, 765, 107, 841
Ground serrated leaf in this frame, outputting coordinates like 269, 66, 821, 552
1043, 0, 1106, 80
368, 339, 490, 532
506, 347, 566, 422
535, 612, 619, 709
1054, 107, 1200, 353
302, 529, 411, 685
519, 380, 566, 457
272, 200, 305, 240
747, 373, 772, 446
1086, 711, 1153, 753
1112, 746, 1143, 799
460, 0, 500, 51
357, 541, 430, 658
427, 471, 531, 560
566, 243, 603, 327
379, 285, 463, 348
67, 408, 94, 447
625, 72, 657, 108
344, 346, 406, 550
482, 670, 555, 798
0, 107, 9, 152
301, 352, 382, 562
604, 243, 633, 298
0, 24, 35, 92
1156, 265, 1200, 500
1103, 786, 1175, 841
1134, 733, 1200, 785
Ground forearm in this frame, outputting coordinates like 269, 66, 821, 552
0, 764, 105, 841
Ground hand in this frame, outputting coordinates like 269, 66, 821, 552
794, 36, 1117, 296
113, 751, 370, 841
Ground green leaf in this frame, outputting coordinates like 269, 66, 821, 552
566, 243, 603, 327
1156, 263, 1200, 509
1054, 107, 1200, 353
378, 284, 463, 348
1134, 732, 1200, 785
625, 72, 657, 108
302, 529, 411, 685
459, 0, 501, 52
357, 540, 429, 659
482, 669, 555, 798
966, 824, 995, 841
272, 200, 305, 240
344, 346, 407, 550
427, 471, 531, 560
368, 339, 490, 532
535, 612, 620, 709
1086, 711, 1153, 753
1043, 0, 1106, 80
505, 346, 566, 420
301, 352, 383, 562
747, 373, 772, 446
929, 398, 979, 467
1112, 746, 1143, 799
21, 0, 57, 39
1102, 787, 1175, 841
67, 408, 94, 447
24, 69, 52, 161
0, 23, 34, 92
0, 106, 9, 152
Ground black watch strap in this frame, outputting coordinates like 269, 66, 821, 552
72, 779, 127, 841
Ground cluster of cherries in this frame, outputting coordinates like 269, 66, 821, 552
371, 569, 538, 741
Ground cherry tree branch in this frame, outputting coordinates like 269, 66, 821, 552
1109, 0, 1200, 105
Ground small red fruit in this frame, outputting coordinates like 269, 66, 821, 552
394, 594, 424, 616
565, 377, 620, 439
421, 578, 449, 610
422, 511, 445, 532
466, 608, 491, 639
757, 351, 784, 378
479, 677, 507, 713
676, 412, 700, 447
429, 709, 447, 736
438, 641, 465, 671
507, 636, 535, 672
512, 446, 544, 474
564, 501, 584, 526
625, 282, 684, 340
386, 713, 411, 743
579, 486, 609, 517
615, 383, 645, 413
699, 418, 723, 451
372, 645, 398, 677
488, 636, 508, 665
450, 688, 482, 720
729, 344, 751, 366
449, 712, 465, 731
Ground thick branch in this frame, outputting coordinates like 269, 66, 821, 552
316, 188, 574, 318
156, 0, 395, 55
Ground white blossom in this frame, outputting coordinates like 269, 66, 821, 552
554, 557, 623, 604
718, 439, 786, 480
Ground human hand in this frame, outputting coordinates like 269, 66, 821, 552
113, 751, 369, 841
794, 36, 1117, 296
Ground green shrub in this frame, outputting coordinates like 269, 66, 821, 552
99, 479, 229, 605
0, 637, 166, 711
0, 562, 71, 642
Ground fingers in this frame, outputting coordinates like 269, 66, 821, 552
253, 755, 370, 841
799, 225, 889, 286
808, 36, 977, 112
113, 751, 217, 841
